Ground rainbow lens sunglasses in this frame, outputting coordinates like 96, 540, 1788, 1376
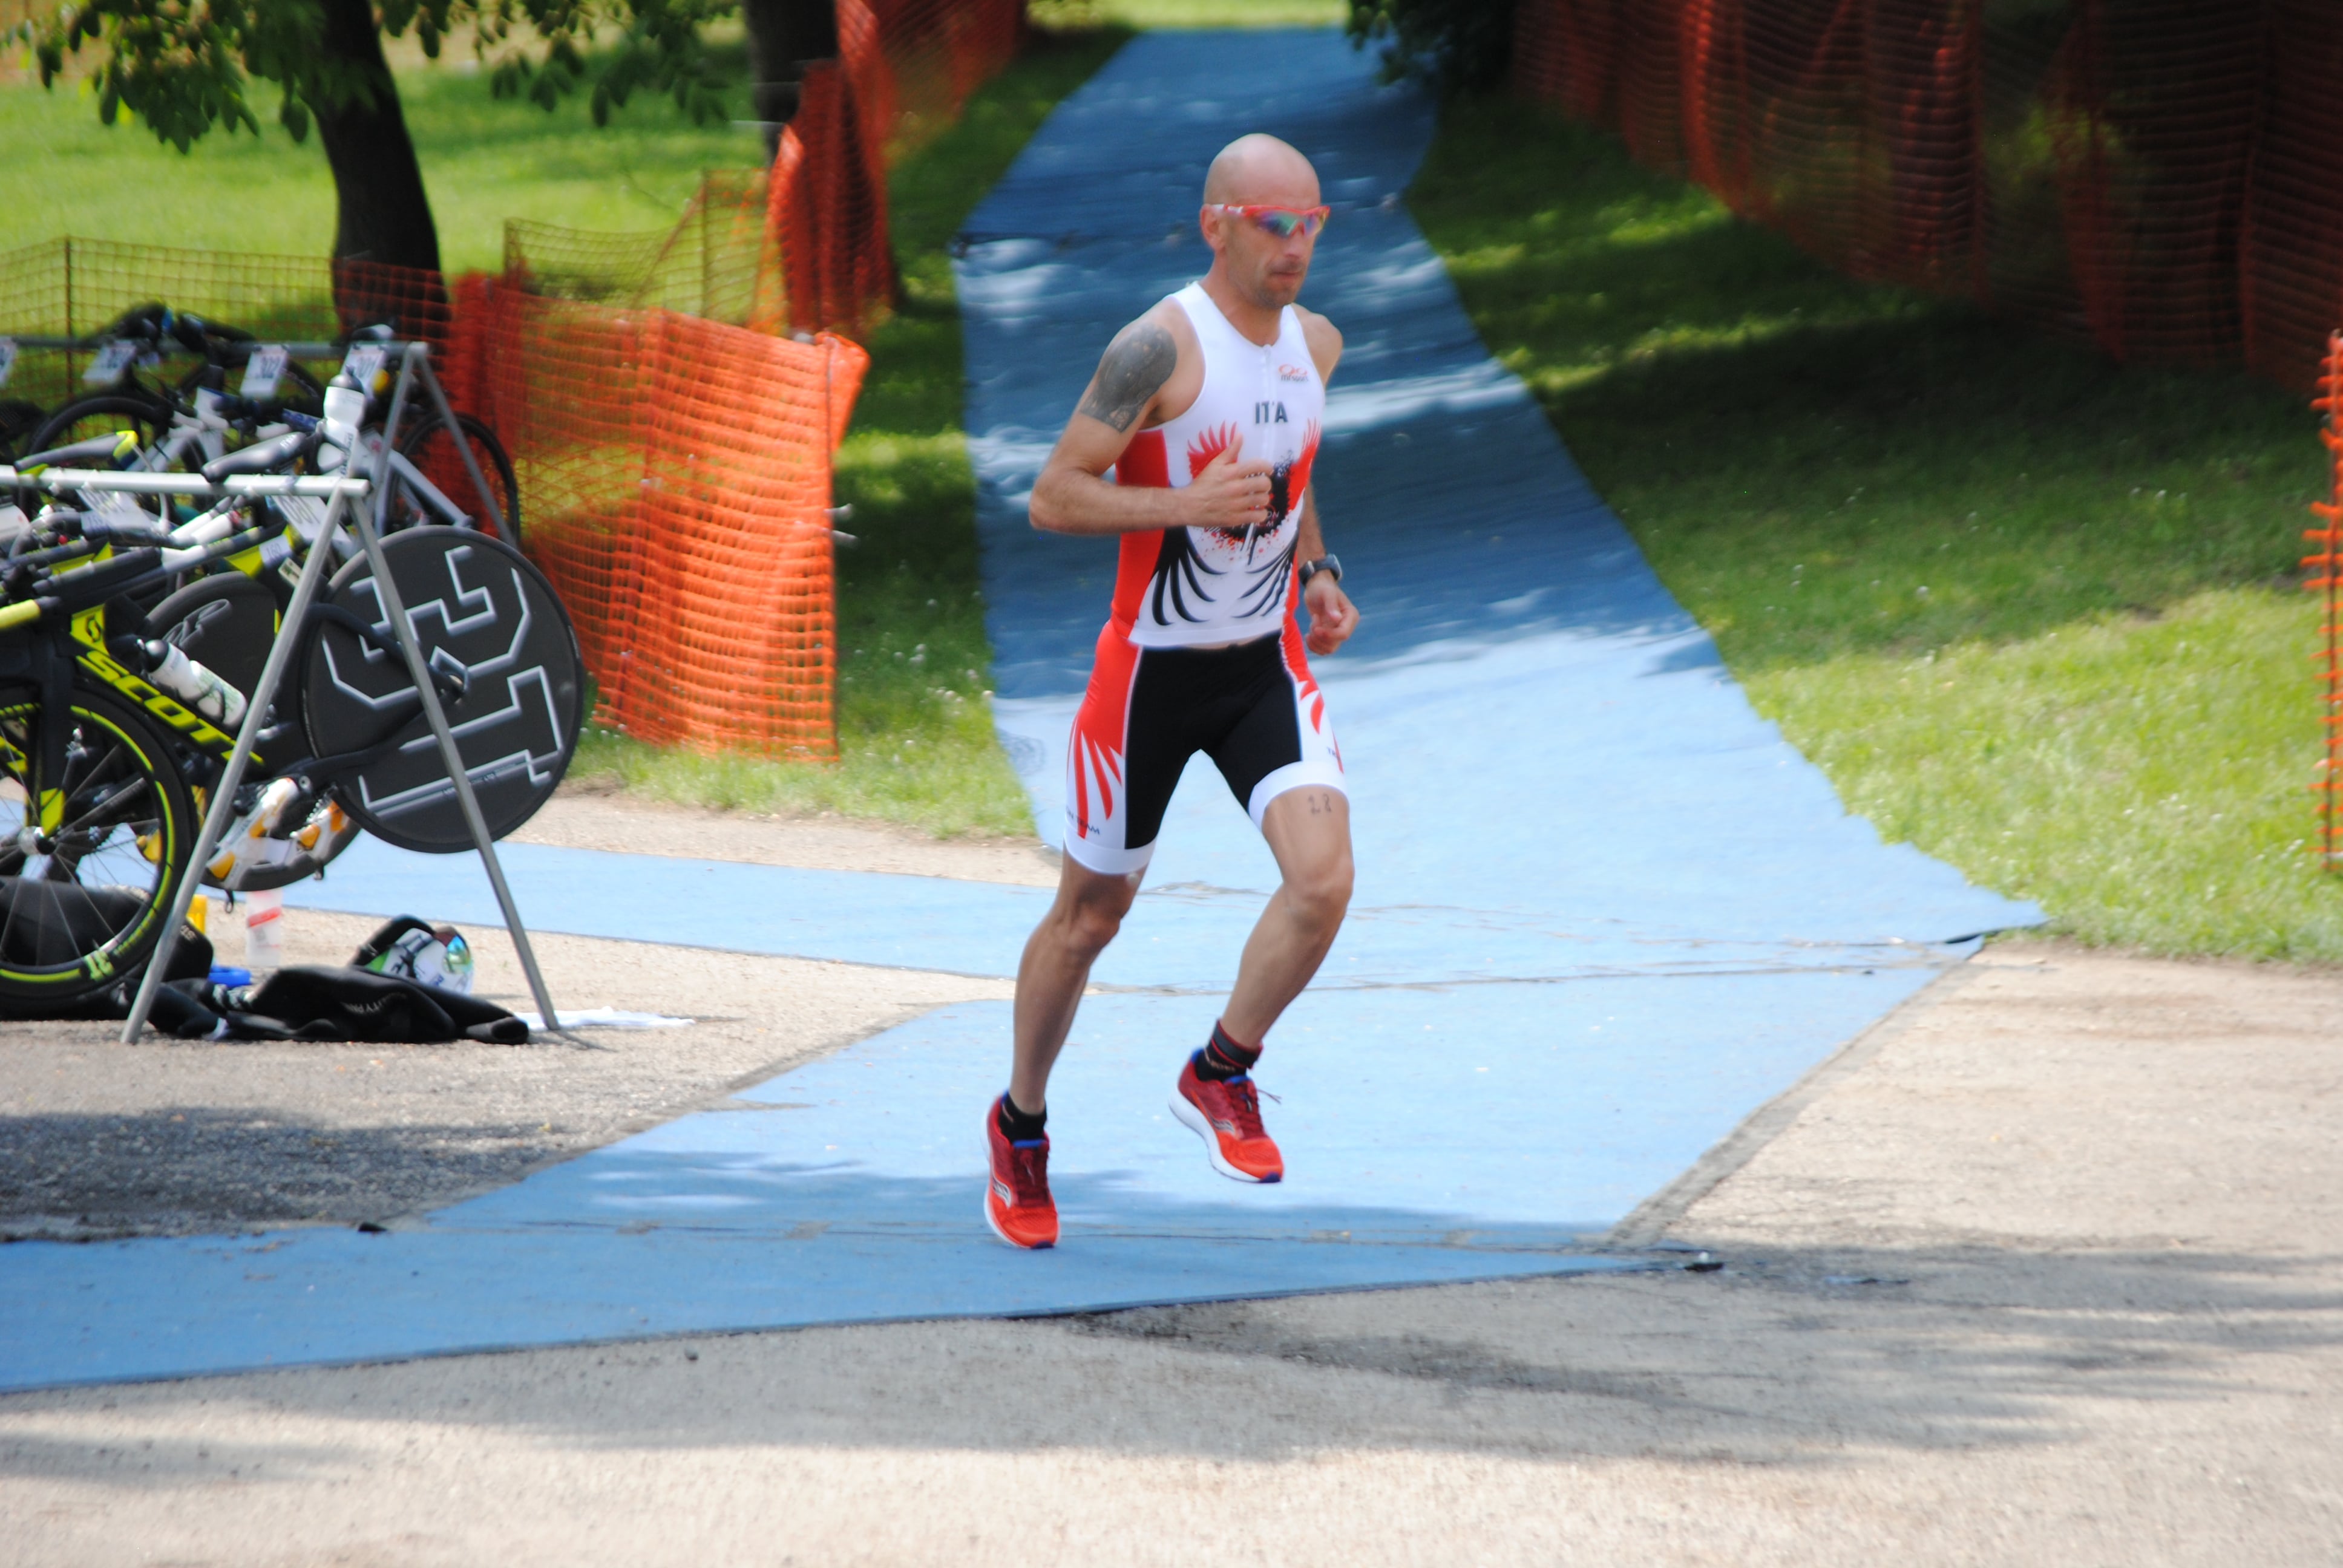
1208, 203, 1332, 240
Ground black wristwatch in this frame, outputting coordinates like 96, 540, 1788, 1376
1299, 554, 1343, 589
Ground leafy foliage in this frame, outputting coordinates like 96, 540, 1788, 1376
1344, 0, 1515, 97
11, 0, 737, 151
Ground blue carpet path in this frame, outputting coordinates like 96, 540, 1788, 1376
0, 28, 2037, 1393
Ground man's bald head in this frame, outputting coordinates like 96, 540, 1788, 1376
1202, 134, 1320, 207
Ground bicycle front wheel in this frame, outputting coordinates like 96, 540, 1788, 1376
0, 682, 195, 1010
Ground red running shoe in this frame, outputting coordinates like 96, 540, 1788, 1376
1172, 1053, 1284, 1183
984, 1098, 1058, 1249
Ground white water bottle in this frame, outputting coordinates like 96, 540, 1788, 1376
143, 642, 248, 730
319, 371, 368, 470
243, 887, 284, 974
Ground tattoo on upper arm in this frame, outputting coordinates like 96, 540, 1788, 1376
1075, 321, 1177, 433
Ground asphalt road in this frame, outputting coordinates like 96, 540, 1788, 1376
3, 924, 2336, 1565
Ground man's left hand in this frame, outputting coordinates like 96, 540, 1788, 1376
1303, 573, 1358, 656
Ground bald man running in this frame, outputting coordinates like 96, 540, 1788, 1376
985, 134, 1362, 1249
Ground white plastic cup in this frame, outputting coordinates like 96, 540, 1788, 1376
244, 887, 285, 973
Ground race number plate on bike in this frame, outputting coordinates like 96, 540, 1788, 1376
339, 344, 388, 393
82, 339, 140, 385
240, 345, 290, 400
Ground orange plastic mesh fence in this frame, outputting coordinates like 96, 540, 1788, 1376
1513, 0, 2343, 391
2312, 336, 2343, 871
505, 0, 1023, 338
758, 58, 894, 336
842, 0, 1026, 165
459, 278, 869, 754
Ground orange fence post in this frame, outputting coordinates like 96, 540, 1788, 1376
2311, 333, 2343, 871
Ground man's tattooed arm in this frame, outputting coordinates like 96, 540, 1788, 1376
1074, 319, 1178, 433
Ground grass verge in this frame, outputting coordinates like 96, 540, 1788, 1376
1409, 94, 2341, 960
0, 46, 763, 273
568, 28, 1132, 837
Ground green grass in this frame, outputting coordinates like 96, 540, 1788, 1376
1409, 95, 2341, 960
0, 48, 764, 272
570, 27, 1134, 837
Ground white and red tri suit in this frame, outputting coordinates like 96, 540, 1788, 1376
1061, 281, 1346, 874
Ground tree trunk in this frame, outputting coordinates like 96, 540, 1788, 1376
310, 0, 442, 274
743, 0, 839, 161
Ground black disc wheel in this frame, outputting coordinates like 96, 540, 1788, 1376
0, 682, 195, 1008
149, 572, 280, 705
303, 527, 582, 854
396, 411, 521, 549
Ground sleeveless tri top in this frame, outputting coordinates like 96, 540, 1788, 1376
1104, 281, 1325, 647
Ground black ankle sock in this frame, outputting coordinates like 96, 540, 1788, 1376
997, 1093, 1047, 1144
1194, 1022, 1260, 1083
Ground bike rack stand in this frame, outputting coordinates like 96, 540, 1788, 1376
0, 341, 564, 1042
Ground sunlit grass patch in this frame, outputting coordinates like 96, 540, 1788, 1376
0, 47, 762, 272
1758, 591, 2336, 959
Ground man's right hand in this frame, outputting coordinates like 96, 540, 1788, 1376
1182, 443, 1273, 533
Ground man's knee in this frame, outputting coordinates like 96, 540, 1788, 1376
1055, 871, 1139, 953
1284, 852, 1353, 929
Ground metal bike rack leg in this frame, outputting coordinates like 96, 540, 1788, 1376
120, 481, 361, 1044
123, 339, 563, 1042
352, 343, 562, 1034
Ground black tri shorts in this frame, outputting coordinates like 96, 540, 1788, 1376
1061, 625, 1345, 874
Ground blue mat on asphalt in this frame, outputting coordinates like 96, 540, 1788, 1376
281, 836, 1969, 988
0, 30, 2040, 1394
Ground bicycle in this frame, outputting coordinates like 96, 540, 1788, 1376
25, 304, 329, 463
0, 425, 580, 1010
26, 314, 520, 549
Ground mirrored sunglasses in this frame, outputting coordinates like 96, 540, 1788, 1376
1208, 203, 1331, 240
